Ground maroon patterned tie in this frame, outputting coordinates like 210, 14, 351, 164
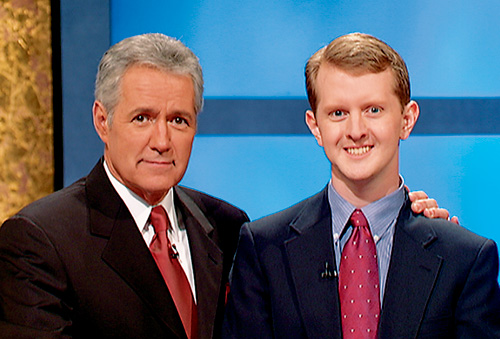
339, 209, 380, 338
149, 206, 198, 339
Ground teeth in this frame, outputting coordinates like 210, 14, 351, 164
346, 146, 371, 156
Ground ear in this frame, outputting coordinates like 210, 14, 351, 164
93, 101, 110, 144
400, 100, 420, 140
305, 109, 323, 146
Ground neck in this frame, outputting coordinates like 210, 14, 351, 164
141, 192, 168, 206
331, 175, 400, 208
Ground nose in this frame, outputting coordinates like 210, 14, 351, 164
150, 119, 171, 153
346, 112, 367, 141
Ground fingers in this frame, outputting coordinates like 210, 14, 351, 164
410, 198, 438, 214
408, 190, 429, 203
408, 189, 458, 223
422, 207, 450, 220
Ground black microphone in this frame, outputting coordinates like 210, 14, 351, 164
320, 261, 337, 280
169, 243, 179, 259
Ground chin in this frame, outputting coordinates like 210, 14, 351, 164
149, 182, 177, 192
139, 179, 177, 194
338, 171, 375, 185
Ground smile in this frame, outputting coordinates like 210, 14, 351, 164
345, 146, 372, 156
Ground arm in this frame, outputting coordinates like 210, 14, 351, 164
455, 239, 500, 338
0, 217, 72, 338
222, 224, 274, 339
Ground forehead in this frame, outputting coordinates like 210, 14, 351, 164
121, 64, 192, 89
316, 64, 397, 100
118, 65, 196, 109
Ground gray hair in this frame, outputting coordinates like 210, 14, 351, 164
94, 33, 204, 122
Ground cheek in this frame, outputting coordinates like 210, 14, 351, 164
378, 119, 403, 140
176, 135, 195, 160
320, 127, 342, 147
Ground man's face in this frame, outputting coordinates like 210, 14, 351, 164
94, 65, 197, 205
306, 64, 418, 199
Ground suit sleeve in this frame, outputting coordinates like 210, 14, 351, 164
455, 239, 500, 338
0, 216, 72, 338
222, 223, 274, 339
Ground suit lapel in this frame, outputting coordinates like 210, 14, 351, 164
284, 188, 342, 338
86, 161, 186, 338
175, 186, 223, 338
379, 200, 442, 338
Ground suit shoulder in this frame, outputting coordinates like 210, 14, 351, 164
176, 186, 249, 222
176, 186, 249, 264
0, 178, 89, 249
405, 213, 492, 255
246, 189, 327, 237
8, 178, 87, 225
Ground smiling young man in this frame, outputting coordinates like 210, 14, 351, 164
223, 33, 500, 338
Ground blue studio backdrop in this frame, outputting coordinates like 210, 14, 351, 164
62, 1, 500, 256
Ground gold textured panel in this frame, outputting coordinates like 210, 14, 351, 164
0, 0, 53, 222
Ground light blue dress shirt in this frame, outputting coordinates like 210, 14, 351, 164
328, 178, 405, 305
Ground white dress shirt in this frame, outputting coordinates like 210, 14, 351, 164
104, 161, 197, 302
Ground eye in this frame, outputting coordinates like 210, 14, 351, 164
369, 107, 381, 114
328, 110, 347, 120
172, 116, 188, 126
330, 110, 345, 117
133, 114, 149, 123
169, 115, 195, 130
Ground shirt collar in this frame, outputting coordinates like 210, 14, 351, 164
328, 176, 406, 240
103, 160, 177, 232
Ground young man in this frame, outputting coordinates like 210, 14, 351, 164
223, 33, 500, 338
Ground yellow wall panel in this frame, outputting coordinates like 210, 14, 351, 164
0, 0, 53, 222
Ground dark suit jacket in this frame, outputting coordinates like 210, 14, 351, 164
0, 160, 249, 338
223, 186, 500, 338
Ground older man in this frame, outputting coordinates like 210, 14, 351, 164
0, 34, 248, 339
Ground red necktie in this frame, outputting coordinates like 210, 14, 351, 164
339, 209, 380, 339
149, 206, 198, 339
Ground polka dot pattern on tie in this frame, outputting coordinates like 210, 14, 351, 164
339, 209, 380, 339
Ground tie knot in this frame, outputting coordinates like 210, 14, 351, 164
350, 209, 368, 228
150, 205, 169, 233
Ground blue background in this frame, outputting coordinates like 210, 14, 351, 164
111, 0, 500, 97
61, 1, 500, 251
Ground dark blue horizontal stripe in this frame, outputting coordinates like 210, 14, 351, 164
198, 98, 500, 135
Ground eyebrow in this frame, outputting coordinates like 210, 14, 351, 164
128, 107, 159, 116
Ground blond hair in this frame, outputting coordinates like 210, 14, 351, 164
305, 33, 410, 112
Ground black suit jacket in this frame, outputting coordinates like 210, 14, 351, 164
223, 186, 500, 338
0, 160, 249, 338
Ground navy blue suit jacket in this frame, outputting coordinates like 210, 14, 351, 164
223, 186, 500, 338
0, 160, 249, 338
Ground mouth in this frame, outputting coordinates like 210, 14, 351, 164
345, 146, 373, 156
142, 159, 175, 167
